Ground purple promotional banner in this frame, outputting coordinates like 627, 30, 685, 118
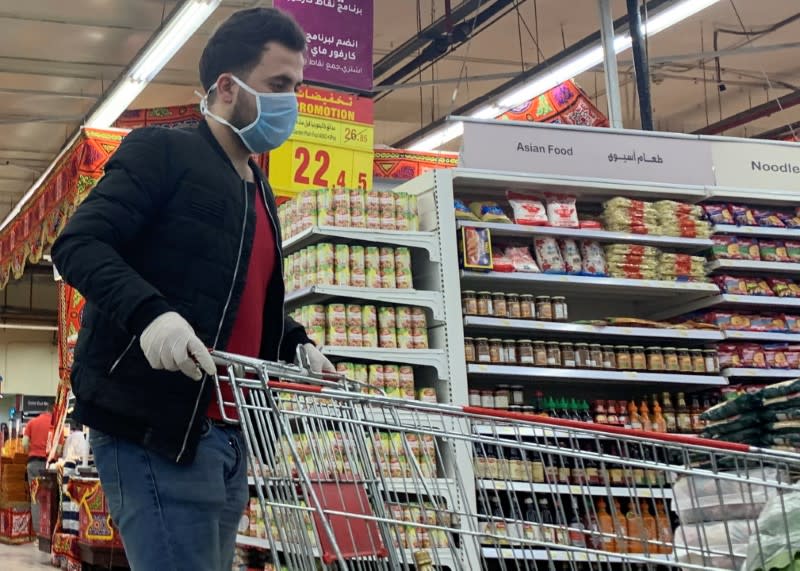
275, 0, 373, 92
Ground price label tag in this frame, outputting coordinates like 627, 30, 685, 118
639, 488, 652, 498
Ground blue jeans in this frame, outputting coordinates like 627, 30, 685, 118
90, 421, 249, 571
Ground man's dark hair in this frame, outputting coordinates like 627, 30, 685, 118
199, 7, 306, 92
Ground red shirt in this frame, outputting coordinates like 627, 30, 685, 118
207, 182, 276, 421
24, 411, 53, 459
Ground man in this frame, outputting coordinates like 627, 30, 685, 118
62, 420, 89, 463
23, 404, 54, 532
52, 8, 333, 571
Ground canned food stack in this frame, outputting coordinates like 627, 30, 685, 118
284, 243, 413, 292
333, 361, 437, 402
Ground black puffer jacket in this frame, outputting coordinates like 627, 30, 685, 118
52, 121, 309, 464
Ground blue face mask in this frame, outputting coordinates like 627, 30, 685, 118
201, 75, 298, 154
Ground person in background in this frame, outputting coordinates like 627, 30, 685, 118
0, 422, 8, 446
23, 403, 54, 532
51, 8, 333, 571
62, 420, 89, 463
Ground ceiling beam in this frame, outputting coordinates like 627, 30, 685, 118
753, 121, 800, 140
692, 89, 800, 135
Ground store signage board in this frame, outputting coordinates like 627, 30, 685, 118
710, 139, 800, 191
269, 85, 374, 196
275, 0, 373, 92
459, 119, 715, 187
21, 395, 55, 414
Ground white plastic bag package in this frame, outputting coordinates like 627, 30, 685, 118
673, 519, 756, 570
672, 468, 785, 523
745, 488, 800, 571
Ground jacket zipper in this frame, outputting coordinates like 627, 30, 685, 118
176, 179, 249, 463
108, 336, 137, 375
259, 181, 285, 357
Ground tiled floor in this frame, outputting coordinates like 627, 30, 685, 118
0, 541, 53, 569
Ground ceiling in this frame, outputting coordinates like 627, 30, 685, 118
0, 0, 798, 224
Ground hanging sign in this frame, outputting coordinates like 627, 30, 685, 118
373, 150, 459, 180
275, 0, 373, 92
459, 119, 716, 187
269, 85, 373, 195
710, 139, 800, 191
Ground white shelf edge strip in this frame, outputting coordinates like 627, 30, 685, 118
283, 225, 439, 261
468, 364, 727, 385
285, 285, 445, 320
476, 479, 673, 498
322, 347, 448, 378
707, 260, 800, 274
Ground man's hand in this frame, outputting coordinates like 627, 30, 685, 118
139, 312, 215, 381
302, 343, 335, 374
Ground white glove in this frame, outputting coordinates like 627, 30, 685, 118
139, 312, 215, 381
303, 343, 335, 373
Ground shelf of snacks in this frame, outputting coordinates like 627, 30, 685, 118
477, 480, 674, 500
722, 368, 800, 380
286, 286, 445, 321
714, 224, 800, 239
724, 330, 800, 342
482, 548, 672, 563
463, 316, 724, 342
323, 347, 448, 379
461, 271, 719, 300
707, 259, 800, 275
457, 220, 713, 252
467, 364, 727, 387
652, 294, 800, 321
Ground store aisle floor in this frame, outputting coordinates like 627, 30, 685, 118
0, 541, 52, 569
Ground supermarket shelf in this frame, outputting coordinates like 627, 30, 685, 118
460, 271, 720, 300
707, 259, 800, 275
463, 316, 724, 342
467, 364, 728, 386
457, 220, 713, 252
482, 547, 671, 563
322, 347, 448, 378
477, 480, 673, 499
724, 330, 800, 343
283, 225, 439, 261
714, 224, 800, 239
286, 285, 445, 321
722, 368, 800, 380
649, 294, 800, 321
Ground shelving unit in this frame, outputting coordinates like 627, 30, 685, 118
707, 259, 800, 275
713, 225, 800, 239
722, 368, 800, 380
463, 316, 724, 342
322, 346, 449, 378
649, 294, 800, 320
477, 480, 674, 499
467, 364, 728, 387
286, 285, 446, 321
482, 547, 672, 563
723, 330, 800, 343
283, 224, 439, 261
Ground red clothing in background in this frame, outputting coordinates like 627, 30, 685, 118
207, 183, 276, 421
24, 411, 53, 459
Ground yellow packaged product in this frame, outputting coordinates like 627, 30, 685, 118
410, 307, 427, 329
395, 306, 413, 329
362, 326, 378, 347
308, 304, 326, 327
469, 201, 512, 223
383, 365, 400, 397
396, 328, 413, 349
316, 243, 335, 285
353, 363, 368, 390
334, 244, 350, 286
366, 191, 381, 229
298, 190, 317, 231
335, 362, 355, 380
394, 192, 410, 231
368, 364, 384, 390
298, 248, 308, 289
398, 365, 415, 394
379, 246, 396, 288
377, 306, 396, 329
408, 195, 420, 231
350, 188, 366, 228
380, 328, 398, 348
349, 245, 365, 288
317, 188, 334, 226
412, 327, 429, 349
417, 387, 437, 403
307, 326, 325, 346
419, 434, 437, 477
394, 247, 413, 289
347, 325, 363, 347
379, 191, 396, 230
361, 304, 377, 327
284, 257, 294, 292
332, 187, 350, 227
365, 246, 381, 288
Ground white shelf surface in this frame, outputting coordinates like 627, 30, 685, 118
283, 225, 439, 260
467, 364, 728, 386
473, 425, 595, 439
322, 346, 448, 378
477, 479, 673, 499
461, 271, 720, 300
724, 330, 800, 343
714, 224, 800, 239
707, 259, 800, 275
286, 285, 445, 320
722, 368, 800, 380
482, 547, 671, 563
463, 316, 724, 341
457, 220, 713, 251
649, 294, 800, 321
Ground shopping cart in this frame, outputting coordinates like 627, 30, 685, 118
212, 349, 800, 571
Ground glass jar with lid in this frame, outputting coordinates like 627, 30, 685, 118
560, 342, 576, 368
647, 347, 665, 371
476, 291, 493, 316
662, 347, 680, 371
546, 342, 562, 367
691, 349, 706, 373
551, 296, 568, 322
535, 296, 553, 321
616, 346, 632, 370
678, 348, 693, 373
533, 340, 548, 367
495, 385, 511, 410
503, 339, 518, 364
489, 339, 504, 363
506, 293, 521, 319
575, 343, 591, 368
520, 295, 535, 319
517, 340, 535, 365
461, 290, 478, 315
464, 337, 476, 362
492, 293, 508, 317
468, 389, 481, 406
589, 344, 604, 369
704, 349, 720, 373
475, 338, 491, 363
511, 385, 525, 406
601, 345, 617, 369
631, 346, 647, 370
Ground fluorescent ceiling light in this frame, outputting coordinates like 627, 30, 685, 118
0, 324, 57, 331
408, 0, 720, 151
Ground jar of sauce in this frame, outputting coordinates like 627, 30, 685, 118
533, 340, 548, 367
663, 347, 680, 372
492, 292, 508, 318
560, 342, 576, 368
468, 389, 481, 406
489, 338, 504, 363
589, 344, 604, 369
678, 349, 693, 373
520, 295, 535, 319
631, 346, 647, 370
503, 340, 517, 364
575, 343, 590, 368
462, 290, 478, 315
476, 338, 491, 363
546, 342, 562, 367
506, 293, 521, 319
616, 346, 632, 370
495, 385, 511, 410
602, 345, 617, 369
517, 340, 535, 365
647, 347, 665, 371
551, 296, 568, 322
704, 349, 720, 373
691, 349, 706, 373
464, 337, 476, 362
535, 296, 553, 321
480, 390, 495, 408
477, 291, 492, 316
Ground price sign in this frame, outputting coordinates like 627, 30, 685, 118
269, 85, 374, 196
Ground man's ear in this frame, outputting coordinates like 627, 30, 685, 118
214, 74, 238, 105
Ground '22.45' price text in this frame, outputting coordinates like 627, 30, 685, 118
293, 147, 367, 189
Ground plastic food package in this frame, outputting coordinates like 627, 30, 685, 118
460, 227, 492, 270
558, 239, 582, 274
544, 193, 579, 228
753, 208, 785, 228
703, 203, 734, 225
744, 490, 800, 571
768, 278, 800, 298
674, 520, 756, 570
737, 238, 761, 260
704, 311, 751, 330
714, 275, 748, 295
454, 199, 478, 221
777, 211, 800, 228
603, 197, 659, 234
506, 246, 540, 273
763, 346, 790, 369
506, 191, 548, 226
672, 468, 784, 524
579, 241, 607, 276
730, 204, 758, 226
657, 253, 706, 280
533, 237, 566, 273
712, 235, 742, 260
785, 240, 800, 262
759, 240, 791, 262
490, 247, 514, 273
745, 277, 774, 297
470, 201, 511, 223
